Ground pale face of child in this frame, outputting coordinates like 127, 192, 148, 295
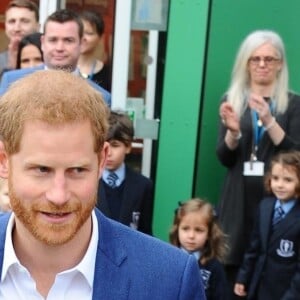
178, 211, 209, 252
105, 140, 131, 171
270, 163, 299, 201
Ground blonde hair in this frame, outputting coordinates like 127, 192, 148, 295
226, 30, 289, 117
0, 70, 109, 155
169, 198, 228, 265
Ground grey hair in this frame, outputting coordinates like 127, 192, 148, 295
226, 30, 288, 117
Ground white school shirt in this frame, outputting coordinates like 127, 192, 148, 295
0, 211, 99, 300
103, 162, 126, 187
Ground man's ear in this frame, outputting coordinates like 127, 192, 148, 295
0, 141, 9, 179
97, 142, 109, 178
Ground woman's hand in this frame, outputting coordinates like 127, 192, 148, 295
219, 102, 240, 134
248, 92, 273, 126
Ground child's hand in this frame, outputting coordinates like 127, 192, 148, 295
234, 283, 247, 296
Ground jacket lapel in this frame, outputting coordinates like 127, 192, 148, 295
92, 209, 129, 300
269, 201, 300, 246
260, 197, 274, 250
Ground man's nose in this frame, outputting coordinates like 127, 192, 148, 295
55, 40, 65, 51
45, 174, 70, 205
13, 20, 21, 31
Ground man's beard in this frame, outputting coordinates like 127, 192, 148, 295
9, 177, 96, 246
53, 64, 75, 72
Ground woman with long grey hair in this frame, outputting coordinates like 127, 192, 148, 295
216, 29, 300, 298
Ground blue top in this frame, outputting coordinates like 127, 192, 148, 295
0, 65, 111, 107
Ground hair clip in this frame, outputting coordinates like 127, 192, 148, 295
174, 201, 183, 215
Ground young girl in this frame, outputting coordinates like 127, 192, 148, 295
234, 151, 300, 300
170, 198, 229, 300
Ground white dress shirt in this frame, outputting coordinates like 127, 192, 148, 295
0, 211, 99, 300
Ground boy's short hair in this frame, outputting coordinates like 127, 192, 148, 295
107, 111, 134, 147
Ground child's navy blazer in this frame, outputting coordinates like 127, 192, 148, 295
236, 197, 300, 300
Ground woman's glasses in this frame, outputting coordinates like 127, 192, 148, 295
248, 56, 281, 66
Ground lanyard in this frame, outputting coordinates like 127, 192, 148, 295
250, 99, 275, 160
251, 110, 265, 146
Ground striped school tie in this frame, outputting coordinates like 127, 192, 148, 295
107, 172, 118, 188
272, 205, 285, 225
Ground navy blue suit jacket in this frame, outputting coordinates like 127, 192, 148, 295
236, 197, 300, 300
0, 209, 206, 299
97, 166, 154, 235
0, 65, 111, 107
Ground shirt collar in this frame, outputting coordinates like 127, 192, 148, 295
275, 198, 297, 214
70, 210, 98, 287
1, 211, 99, 288
103, 163, 125, 184
1, 213, 20, 281
180, 247, 201, 260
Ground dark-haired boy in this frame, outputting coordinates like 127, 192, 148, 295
97, 111, 154, 235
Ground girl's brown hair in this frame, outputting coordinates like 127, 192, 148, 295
169, 198, 228, 265
264, 150, 300, 198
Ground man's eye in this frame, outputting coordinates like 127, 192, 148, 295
38, 166, 50, 173
70, 167, 88, 175
65, 38, 75, 43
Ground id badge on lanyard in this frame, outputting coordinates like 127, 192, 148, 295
243, 110, 264, 176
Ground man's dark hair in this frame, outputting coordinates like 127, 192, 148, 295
44, 9, 83, 38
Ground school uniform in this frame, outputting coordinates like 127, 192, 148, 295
97, 164, 154, 235
181, 248, 229, 300
236, 197, 300, 300
200, 258, 229, 300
